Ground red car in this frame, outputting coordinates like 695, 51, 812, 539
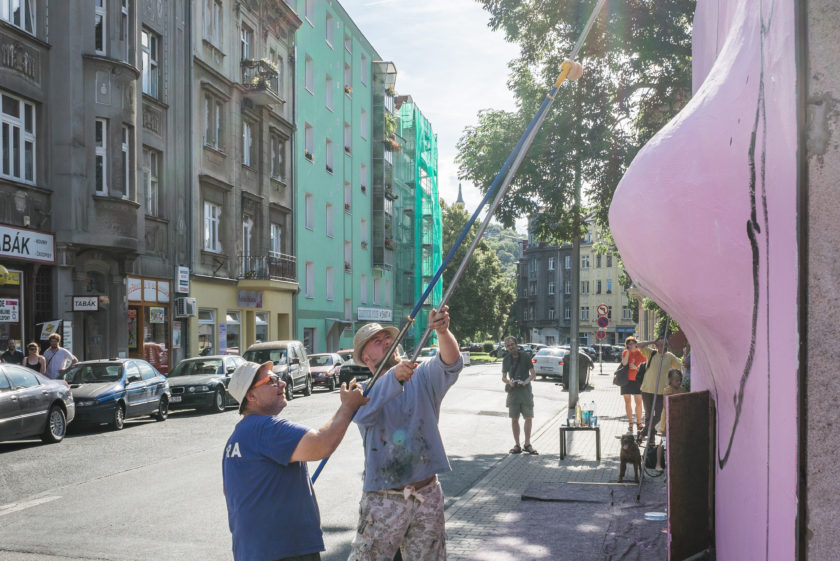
308, 353, 343, 391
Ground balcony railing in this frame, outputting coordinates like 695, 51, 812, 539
241, 59, 282, 106
239, 253, 297, 282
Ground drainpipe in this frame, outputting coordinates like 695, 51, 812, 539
186, 0, 194, 357
291, 42, 298, 340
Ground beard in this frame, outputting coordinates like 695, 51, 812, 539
382, 351, 400, 370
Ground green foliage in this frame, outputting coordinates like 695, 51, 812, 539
384, 112, 397, 140
441, 201, 516, 343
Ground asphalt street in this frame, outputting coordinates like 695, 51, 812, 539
0, 358, 594, 561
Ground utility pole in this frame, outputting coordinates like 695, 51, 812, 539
567, 87, 583, 421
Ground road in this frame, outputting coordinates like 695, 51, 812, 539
0, 359, 597, 561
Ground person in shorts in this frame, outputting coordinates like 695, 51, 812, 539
502, 337, 538, 455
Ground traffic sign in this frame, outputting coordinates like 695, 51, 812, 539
597, 316, 609, 328
596, 329, 607, 340
596, 304, 609, 316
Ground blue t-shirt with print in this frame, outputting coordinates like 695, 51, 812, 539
222, 415, 321, 561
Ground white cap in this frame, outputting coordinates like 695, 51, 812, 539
228, 360, 274, 414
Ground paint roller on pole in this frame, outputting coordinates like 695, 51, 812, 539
311, 0, 608, 484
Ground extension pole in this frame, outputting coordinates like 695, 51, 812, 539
311, 0, 609, 484
636, 314, 672, 501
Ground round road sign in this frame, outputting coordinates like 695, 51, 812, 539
596, 329, 607, 340
597, 316, 609, 328
596, 304, 609, 316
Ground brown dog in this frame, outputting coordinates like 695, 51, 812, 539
618, 434, 642, 482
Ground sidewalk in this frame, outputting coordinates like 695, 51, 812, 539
444, 367, 667, 561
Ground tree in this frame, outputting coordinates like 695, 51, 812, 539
441, 201, 515, 343
458, 0, 695, 243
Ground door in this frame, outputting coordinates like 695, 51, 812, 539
0, 371, 21, 439
138, 361, 165, 413
123, 361, 147, 417
5, 366, 47, 437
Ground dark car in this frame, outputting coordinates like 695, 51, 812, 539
308, 353, 343, 391
243, 340, 311, 400
167, 355, 245, 412
62, 359, 170, 430
591, 344, 620, 361
0, 365, 75, 444
581, 346, 598, 361
339, 358, 371, 388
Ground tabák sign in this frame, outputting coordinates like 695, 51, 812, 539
73, 296, 99, 311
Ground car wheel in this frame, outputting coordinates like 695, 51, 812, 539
112, 403, 125, 431
42, 405, 67, 443
303, 376, 312, 396
154, 396, 169, 421
328, 375, 336, 391
285, 377, 294, 400
210, 388, 225, 412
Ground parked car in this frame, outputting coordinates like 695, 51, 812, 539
338, 348, 371, 387
591, 344, 621, 361
308, 353, 343, 391
243, 340, 311, 400
531, 347, 593, 390
581, 346, 598, 361
167, 355, 245, 412
415, 347, 438, 364
62, 359, 170, 430
0, 364, 75, 444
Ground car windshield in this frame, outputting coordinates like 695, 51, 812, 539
243, 349, 287, 364
310, 355, 333, 367
418, 348, 437, 357
169, 359, 222, 377
64, 364, 123, 384
536, 348, 565, 357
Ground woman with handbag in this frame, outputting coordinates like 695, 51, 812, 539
620, 337, 646, 433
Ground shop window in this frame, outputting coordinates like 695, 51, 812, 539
143, 305, 169, 373
226, 310, 241, 354
255, 312, 269, 343
198, 308, 216, 355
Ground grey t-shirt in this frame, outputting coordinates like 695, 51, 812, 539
354, 353, 463, 491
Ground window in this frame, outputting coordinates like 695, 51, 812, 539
622, 306, 632, 320
270, 134, 284, 181
529, 282, 537, 296
242, 215, 253, 256
581, 281, 589, 294
304, 0, 313, 22
607, 306, 613, 319
121, 125, 133, 200
564, 307, 571, 320
95, 119, 108, 194
373, 277, 381, 305
580, 307, 590, 321
596, 254, 602, 268
255, 312, 269, 342
203, 201, 221, 252
1, 0, 35, 34
325, 137, 333, 172
344, 33, 352, 52
565, 281, 570, 294
95, 0, 106, 55
121, 0, 130, 61
141, 29, 159, 98
325, 12, 333, 46
344, 298, 352, 320
326, 266, 334, 300
198, 309, 216, 354
325, 74, 334, 110
548, 308, 555, 320
203, 0, 222, 47
547, 282, 555, 295
240, 23, 252, 60
385, 279, 391, 307
360, 164, 367, 189
564, 256, 571, 269
269, 48, 283, 94
360, 54, 368, 84
303, 327, 315, 354
226, 311, 241, 353
305, 261, 314, 298
304, 122, 313, 160
304, 193, 313, 230
325, 203, 334, 237
270, 222, 283, 255
548, 257, 555, 270
607, 279, 613, 294
344, 241, 351, 270
344, 181, 351, 210
203, 93, 224, 150
582, 256, 590, 269
242, 120, 255, 167
142, 147, 160, 216
596, 280, 602, 294
1, 92, 36, 184
360, 108, 368, 139
305, 55, 313, 93
344, 122, 351, 154
607, 254, 613, 267
360, 274, 367, 304
360, 219, 368, 244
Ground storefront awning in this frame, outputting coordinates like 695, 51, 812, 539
325, 317, 353, 334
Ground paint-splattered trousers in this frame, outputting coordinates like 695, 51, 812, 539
348, 478, 446, 561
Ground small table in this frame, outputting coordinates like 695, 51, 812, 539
559, 425, 601, 462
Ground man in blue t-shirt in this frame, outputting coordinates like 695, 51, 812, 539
348, 306, 462, 561
223, 360, 368, 561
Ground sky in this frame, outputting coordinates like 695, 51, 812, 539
339, 0, 521, 221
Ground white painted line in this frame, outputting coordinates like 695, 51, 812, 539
0, 495, 61, 517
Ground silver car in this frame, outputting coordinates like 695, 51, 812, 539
0, 365, 75, 444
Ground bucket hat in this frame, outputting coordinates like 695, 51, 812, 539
353, 323, 399, 364
228, 360, 274, 413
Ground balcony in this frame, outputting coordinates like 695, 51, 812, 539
241, 59, 283, 107
239, 253, 297, 282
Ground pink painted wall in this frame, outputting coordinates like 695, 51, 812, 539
609, 1, 798, 559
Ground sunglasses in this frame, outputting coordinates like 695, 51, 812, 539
252, 374, 282, 389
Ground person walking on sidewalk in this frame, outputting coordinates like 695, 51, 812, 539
620, 336, 646, 434
43, 334, 77, 380
638, 337, 682, 443
348, 306, 462, 561
502, 336, 538, 455
222, 360, 368, 561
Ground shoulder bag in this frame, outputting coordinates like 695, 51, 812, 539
612, 362, 630, 386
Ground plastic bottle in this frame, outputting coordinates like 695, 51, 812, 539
574, 401, 582, 427
590, 400, 597, 427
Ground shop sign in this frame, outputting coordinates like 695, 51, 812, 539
237, 290, 263, 308
0, 298, 19, 322
63, 321, 73, 354
73, 296, 99, 311
176, 266, 190, 294
40, 320, 61, 340
0, 225, 55, 263
357, 307, 392, 322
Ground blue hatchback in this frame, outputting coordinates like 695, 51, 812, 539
62, 359, 170, 430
